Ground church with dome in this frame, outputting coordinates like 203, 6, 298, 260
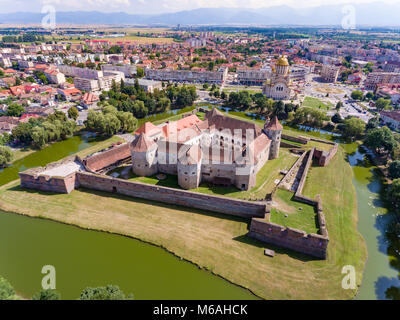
263, 55, 293, 100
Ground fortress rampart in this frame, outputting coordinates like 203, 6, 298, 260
313, 143, 338, 167
76, 172, 268, 218
249, 215, 328, 259
19, 157, 79, 194
248, 147, 329, 259
282, 134, 309, 144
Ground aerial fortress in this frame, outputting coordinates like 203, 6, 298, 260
19, 108, 337, 259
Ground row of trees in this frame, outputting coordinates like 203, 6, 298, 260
351, 91, 393, 111
11, 111, 76, 149
99, 80, 197, 119
0, 276, 133, 300
2, 34, 46, 43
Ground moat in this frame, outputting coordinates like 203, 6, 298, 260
0, 133, 399, 299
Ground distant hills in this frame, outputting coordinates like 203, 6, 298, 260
1, 2, 400, 26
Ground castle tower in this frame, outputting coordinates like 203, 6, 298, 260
177, 144, 202, 190
130, 133, 158, 176
264, 116, 283, 160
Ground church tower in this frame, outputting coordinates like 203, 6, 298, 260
264, 116, 283, 160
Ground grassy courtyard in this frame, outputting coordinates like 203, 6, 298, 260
271, 189, 319, 234
0, 134, 366, 299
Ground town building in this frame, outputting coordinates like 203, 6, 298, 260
145, 67, 228, 84
365, 72, 400, 90
380, 110, 400, 131
320, 64, 340, 83
237, 67, 270, 86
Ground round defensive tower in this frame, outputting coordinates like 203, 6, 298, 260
264, 116, 283, 160
177, 144, 202, 190
130, 133, 158, 176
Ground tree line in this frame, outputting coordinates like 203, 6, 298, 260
0, 275, 133, 300
98, 80, 197, 120
10, 111, 76, 149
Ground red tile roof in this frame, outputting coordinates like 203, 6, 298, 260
265, 116, 283, 131
131, 133, 156, 152
134, 122, 162, 136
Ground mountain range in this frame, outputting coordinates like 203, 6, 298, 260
0, 2, 399, 26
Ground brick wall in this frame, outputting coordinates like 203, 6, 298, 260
19, 172, 77, 194
249, 147, 329, 259
76, 172, 268, 218
282, 134, 309, 144
248, 217, 328, 259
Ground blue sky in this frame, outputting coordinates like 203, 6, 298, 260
0, 0, 398, 14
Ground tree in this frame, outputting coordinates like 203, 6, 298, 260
67, 106, 79, 121
389, 161, 400, 179
331, 113, 343, 124
136, 67, 145, 78
375, 98, 391, 111
31, 126, 47, 149
0, 145, 13, 167
32, 289, 61, 300
366, 116, 380, 130
388, 179, 400, 204
6, 103, 25, 117
342, 117, 366, 139
364, 126, 398, 156
335, 102, 343, 110
351, 91, 363, 101
0, 277, 15, 300
117, 111, 137, 132
292, 107, 326, 128
78, 285, 133, 300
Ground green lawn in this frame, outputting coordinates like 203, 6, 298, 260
302, 97, 334, 111
271, 189, 319, 234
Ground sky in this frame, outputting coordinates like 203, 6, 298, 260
0, 0, 399, 14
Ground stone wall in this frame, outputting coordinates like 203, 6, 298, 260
248, 216, 328, 259
248, 147, 329, 259
282, 134, 309, 144
19, 156, 79, 194
296, 148, 315, 196
76, 172, 268, 218
280, 141, 302, 149
19, 171, 77, 194
313, 143, 338, 167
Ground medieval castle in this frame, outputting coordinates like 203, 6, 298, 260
18, 108, 338, 259
131, 108, 283, 191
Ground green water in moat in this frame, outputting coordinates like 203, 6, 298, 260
0, 134, 256, 300
348, 146, 400, 300
0, 132, 399, 299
